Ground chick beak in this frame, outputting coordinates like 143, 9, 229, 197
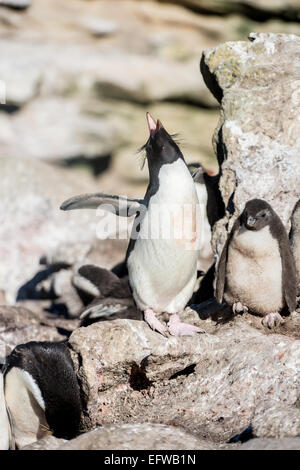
247, 216, 256, 227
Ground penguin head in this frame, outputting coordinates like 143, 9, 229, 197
143, 112, 184, 168
241, 199, 273, 231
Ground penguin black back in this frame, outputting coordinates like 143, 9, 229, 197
7, 341, 82, 440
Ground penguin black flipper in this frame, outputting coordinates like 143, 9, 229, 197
60, 193, 142, 217
5, 342, 82, 447
215, 218, 240, 304
273, 220, 297, 313
289, 199, 300, 296
111, 260, 128, 278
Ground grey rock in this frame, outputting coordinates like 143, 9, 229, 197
251, 400, 300, 438
22, 423, 236, 450
239, 437, 300, 450
156, 1, 300, 21
60, 423, 217, 450
0, 98, 218, 166
0, 97, 123, 161
201, 33, 300, 257
80, 17, 118, 37
0, 0, 30, 10
22, 435, 67, 450
0, 306, 66, 356
0, 156, 127, 302
1, 0, 298, 169
0, 38, 215, 107
69, 313, 300, 441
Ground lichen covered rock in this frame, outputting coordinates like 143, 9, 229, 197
201, 32, 300, 255
68, 312, 300, 442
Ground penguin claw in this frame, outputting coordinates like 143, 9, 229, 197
144, 309, 168, 337
262, 312, 284, 329
232, 302, 248, 315
167, 314, 205, 337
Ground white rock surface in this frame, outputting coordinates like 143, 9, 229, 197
201, 33, 300, 255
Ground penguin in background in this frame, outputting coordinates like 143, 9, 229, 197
61, 113, 204, 336
216, 199, 297, 329
76, 264, 137, 326
189, 164, 214, 272
3, 341, 82, 449
189, 163, 225, 229
289, 199, 300, 297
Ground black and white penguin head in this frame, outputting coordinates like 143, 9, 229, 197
142, 112, 184, 170
240, 199, 274, 231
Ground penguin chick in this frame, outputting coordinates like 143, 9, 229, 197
76, 264, 137, 326
61, 113, 203, 337
4, 341, 82, 448
289, 199, 300, 296
216, 199, 297, 329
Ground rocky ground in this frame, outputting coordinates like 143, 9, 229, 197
0, 0, 299, 451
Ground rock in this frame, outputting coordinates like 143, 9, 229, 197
68, 313, 300, 441
251, 400, 300, 438
0, 0, 298, 169
0, 156, 128, 302
80, 17, 118, 38
0, 0, 30, 10
156, 1, 300, 21
60, 423, 218, 450
22, 435, 67, 450
201, 33, 300, 256
239, 437, 300, 450
0, 38, 215, 107
0, 98, 218, 167
22, 423, 235, 450
0, 97, 124, 161
0, 306, 67, 357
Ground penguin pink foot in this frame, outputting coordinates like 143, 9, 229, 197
144, 308, 168, 336
167, 314, 205, 336
233, 302, 248, 315
262, 312, 284, 329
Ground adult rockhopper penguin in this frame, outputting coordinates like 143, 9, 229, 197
61, 113, 204, 336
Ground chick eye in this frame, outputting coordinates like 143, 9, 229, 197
261, 212, 267, 218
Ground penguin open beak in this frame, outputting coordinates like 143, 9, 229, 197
146, 112, 157, 136
146, 112, 164, 137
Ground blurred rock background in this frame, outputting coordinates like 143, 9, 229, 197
0, 0, 299, 302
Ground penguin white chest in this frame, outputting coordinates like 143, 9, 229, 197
225, 225, 283, 314
127, 159, 200, 313
0, 372, 10, 450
